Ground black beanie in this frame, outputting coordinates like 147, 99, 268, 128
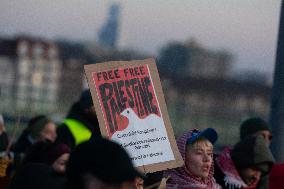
240, 117, 271, 140
66, 138, 143, 189
79, 89, 93, 110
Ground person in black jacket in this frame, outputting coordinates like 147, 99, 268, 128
8, 163, 53, 189
239, 117, 273, 189
56, 89, 101, 149
15, 141, 71, 189
214, 135, 275, 189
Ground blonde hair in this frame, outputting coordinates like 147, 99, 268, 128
187, 137, 213, 150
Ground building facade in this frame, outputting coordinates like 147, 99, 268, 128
161, 75, 271, 148
0, 36, 61, 117
185, 39, 232, 79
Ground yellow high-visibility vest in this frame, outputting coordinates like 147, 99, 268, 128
64, 119, 92, 146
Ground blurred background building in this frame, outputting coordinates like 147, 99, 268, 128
0, 1, 281, 149
0, 36, 61, 116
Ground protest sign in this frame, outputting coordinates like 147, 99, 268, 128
84, 58, 183, 173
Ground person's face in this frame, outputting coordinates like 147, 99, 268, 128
52, 153, 70, 173
185, 141, 213, 179
40, 122, 57, 142
238, 167, 261, 186
254, 130, 272, 145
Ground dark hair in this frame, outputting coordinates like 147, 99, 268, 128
231, 135, 274, 175
27, 115, 47, 128
27, 115, 51, 139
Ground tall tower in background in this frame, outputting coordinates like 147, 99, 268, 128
98, 3, 120, 49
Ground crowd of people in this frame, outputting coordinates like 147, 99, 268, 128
0, 89, 283, 189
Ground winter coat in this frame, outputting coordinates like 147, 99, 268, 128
9, 163, 52, 189
214, 135, 275, 189
56, 102, 101, 149
9, 163, 67, 189
14, 130, 34, 154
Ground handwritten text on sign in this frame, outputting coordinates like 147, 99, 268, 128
92, 65, 174, 166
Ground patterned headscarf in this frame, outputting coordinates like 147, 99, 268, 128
164, 129, 221, 189
215, 147, 259, 189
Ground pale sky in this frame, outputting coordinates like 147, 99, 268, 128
0, 0, 281, 76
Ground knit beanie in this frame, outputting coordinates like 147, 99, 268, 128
66, 138, 143, 189
79, 89, 93, 110
231, 135, 275, 175
27, 115, 51, 139
22, 141, 70, 166
240, 117, 271, 140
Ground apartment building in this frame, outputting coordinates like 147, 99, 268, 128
0, 36, 61, 116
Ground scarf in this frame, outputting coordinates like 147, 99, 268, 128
164, 130, 221, 189
215, 147, 259, 189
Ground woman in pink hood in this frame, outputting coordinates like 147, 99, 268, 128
164, 128, 221, 189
